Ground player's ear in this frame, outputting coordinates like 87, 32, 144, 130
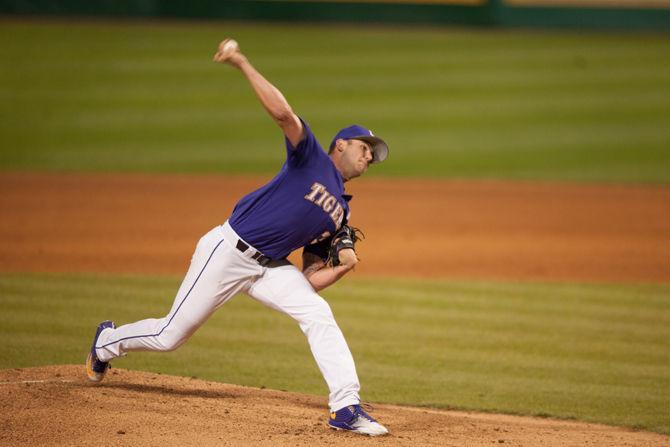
335, 139, 347, 153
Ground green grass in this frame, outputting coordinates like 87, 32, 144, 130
1, 20, 670, 182
1, 273, 669, 434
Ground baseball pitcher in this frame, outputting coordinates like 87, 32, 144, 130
86, 38, 389, 436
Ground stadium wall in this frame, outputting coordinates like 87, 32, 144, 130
1, 0, 669, 30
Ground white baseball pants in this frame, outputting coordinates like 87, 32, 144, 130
95, 222, 361, 412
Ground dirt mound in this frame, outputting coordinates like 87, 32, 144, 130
1, 365, 668, 447
2, 172, 670, 282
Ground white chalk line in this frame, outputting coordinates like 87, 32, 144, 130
0, 379, 75, 385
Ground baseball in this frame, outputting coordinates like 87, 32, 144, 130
220, 38, 238, 55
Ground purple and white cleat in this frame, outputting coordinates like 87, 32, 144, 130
85, 320, 115, 382
328, 404, 389, 436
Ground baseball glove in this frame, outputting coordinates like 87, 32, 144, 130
328, 225, 365, 267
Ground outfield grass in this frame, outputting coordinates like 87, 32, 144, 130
1, 273, 668, 434
1, 20, 670, 182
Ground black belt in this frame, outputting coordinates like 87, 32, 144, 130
235, 239, 272, 267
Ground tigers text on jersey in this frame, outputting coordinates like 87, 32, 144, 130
229, 119, 351, 260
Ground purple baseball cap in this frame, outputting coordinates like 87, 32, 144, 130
329, 125, 389, 164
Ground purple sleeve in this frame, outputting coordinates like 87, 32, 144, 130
285, 117, 326, 168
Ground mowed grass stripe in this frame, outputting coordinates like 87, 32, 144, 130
1, 21, 669, 181
0, 273, 668, 433
346, 280, 669, 372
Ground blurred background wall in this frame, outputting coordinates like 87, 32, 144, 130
2, 0, 670, 30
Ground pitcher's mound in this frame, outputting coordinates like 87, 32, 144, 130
1, 365, 667, 447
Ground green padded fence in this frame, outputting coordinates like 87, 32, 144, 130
1, 0, 669, 30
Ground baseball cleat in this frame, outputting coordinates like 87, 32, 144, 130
328, 404, 389, 436
86, 320, 115, 382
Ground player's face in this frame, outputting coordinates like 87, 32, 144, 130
342, 139, 373, 180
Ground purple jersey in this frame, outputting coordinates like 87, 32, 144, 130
229, 120, 350, 260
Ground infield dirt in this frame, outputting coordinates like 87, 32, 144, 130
1, 172, 670, 446
1, 172, 669, 281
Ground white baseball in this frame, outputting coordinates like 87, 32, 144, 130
221, 39, 239, 56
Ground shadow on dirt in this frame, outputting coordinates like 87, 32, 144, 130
96, 381, 240, 399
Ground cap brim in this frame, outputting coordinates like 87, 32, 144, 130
352, 135, 389, 164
